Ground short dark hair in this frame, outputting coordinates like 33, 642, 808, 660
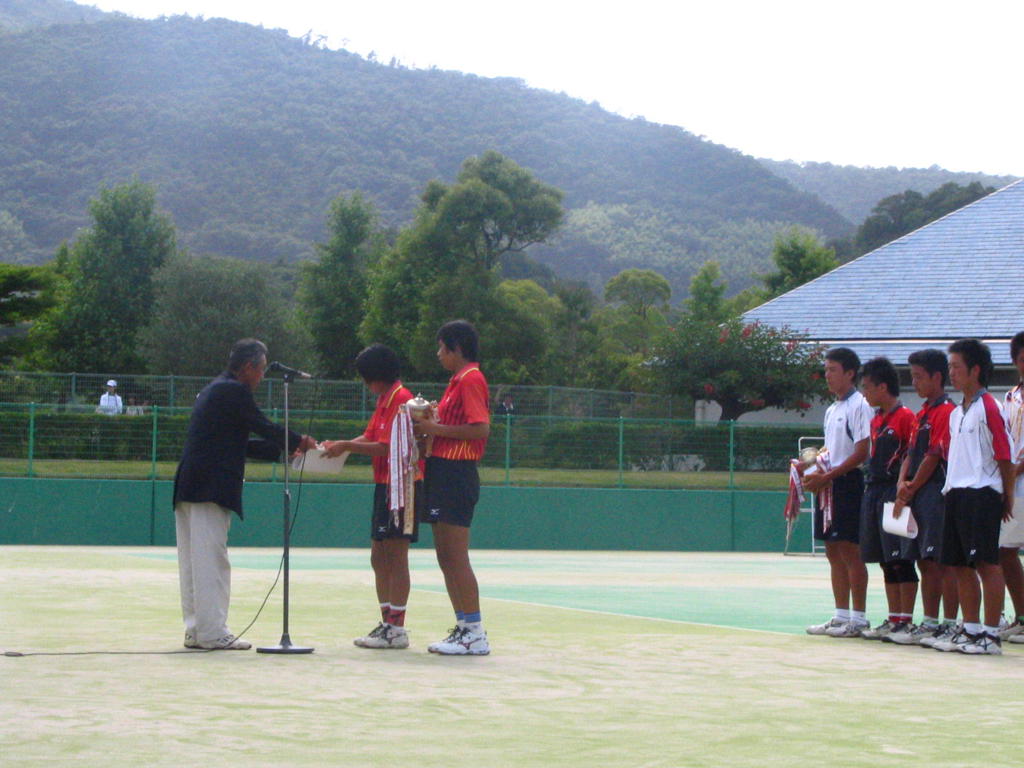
861, 357, 899, 396
437, 319, 479, 361
354, 343, 400, 384
1011, 331, 1024, 364
907, 348, 949, 385
948, 338, 994, 386
228, 338, 267, 373
825, 346, 860, 375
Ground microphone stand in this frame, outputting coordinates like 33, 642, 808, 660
257, 369, 314, 655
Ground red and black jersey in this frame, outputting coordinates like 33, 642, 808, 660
906, 394, 954, 484
866, 403, 916, 485
431, 364, 490, 461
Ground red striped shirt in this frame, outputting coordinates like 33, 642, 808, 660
431, 365, 490, 461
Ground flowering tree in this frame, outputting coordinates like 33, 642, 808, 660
653, 314, 828, 422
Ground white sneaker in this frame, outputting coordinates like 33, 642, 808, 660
826, 621, 869, 638
998, 617, 1024, 641
431, 627, 490, 656
922, 623, 957, 649
883, 622, 919, 645
199, 633, 252, 650
354, 623, 409, 649
806, 617, 845, 635
428, 626, 463, 653
933, 627, 970, 653
958, 632, 1002, 655
859, 619, 896, 640
184, 631, 200, 649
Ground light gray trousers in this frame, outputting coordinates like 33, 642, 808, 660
175, 501, 233, 643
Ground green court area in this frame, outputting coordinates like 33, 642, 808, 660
3, 547, 1023, 767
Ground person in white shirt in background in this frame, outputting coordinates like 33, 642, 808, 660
998, 330, 1024, 644
97, 379, 123, 415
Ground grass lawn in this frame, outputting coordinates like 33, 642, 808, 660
0, 458, 788, 490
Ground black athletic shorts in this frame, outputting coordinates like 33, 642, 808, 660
900, 480, 945, 561
859, 482, 905, 563
422, 457, 480, 528
940, 486, 1002, 567
371, 481, 421, 542
814, 469, 863, 543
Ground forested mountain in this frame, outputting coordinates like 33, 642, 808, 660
0, 9, 851, 297
0, 0, 106, 31
760, 159, 1019, 224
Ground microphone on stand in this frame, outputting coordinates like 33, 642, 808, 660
267, 361, 313, 379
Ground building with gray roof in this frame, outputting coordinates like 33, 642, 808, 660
744, 179, 1024, 369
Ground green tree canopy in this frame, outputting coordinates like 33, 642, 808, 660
140, 253, 310, 376
604, 268, 671, 321
761, 227, 838, 299
654, 315, 828, 422
0, 262, 54, 364
31, 180, 176, 372
298, 192, 383, 379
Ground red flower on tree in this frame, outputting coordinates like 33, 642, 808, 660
703, 383, 715, 396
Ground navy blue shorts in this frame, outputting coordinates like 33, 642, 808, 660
371, 482, 421, 542
941, 486, 1002, 567
422, 457, 480, 528
859, 482, 905, 563
900, 480, 945, 561
814, 469, 863, 543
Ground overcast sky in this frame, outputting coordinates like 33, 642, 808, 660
90, 0, 1024, 176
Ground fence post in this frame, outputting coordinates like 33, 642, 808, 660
504, 411, 512, 486
168, 376, 175, 407
728, 420, 736, 490
150, 406, 159, 480
27, 402, 35, 478
70, 373, 77, 403
617, 416, 625, 489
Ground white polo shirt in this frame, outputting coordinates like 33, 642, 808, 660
1005, 383, 1024, 495
823, 388, 873, 468
943, 389, 1012, 494
98, 392, 122, 415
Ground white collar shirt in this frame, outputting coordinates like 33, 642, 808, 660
1005, 383, 1024, 495
98, 392, 122, 415
943, 389, 1013, 494
823, 388, 873, 468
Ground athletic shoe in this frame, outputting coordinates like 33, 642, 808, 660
883, 622, 919, 645
859, 619, 897, 640
826, 621, 869, 638
428, 626, 463, 653
806, 617, 845, 635
958, 632, 1002, 655
1009, 633, 1024, 644
199, 633, 252, 651
905, 623, 940, 646
934, 628, 971, 653
998, 617, 1024, 641
922, 623, 958, 649
432, 627, 490, 656
184, 632, 200, 649
354, 623, 409, 649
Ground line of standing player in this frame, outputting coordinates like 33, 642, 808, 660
804, 334, 1024, 655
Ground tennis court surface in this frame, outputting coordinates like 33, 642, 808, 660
3, 547, 1023, 767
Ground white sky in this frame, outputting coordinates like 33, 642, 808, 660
89, 0, 1024, 176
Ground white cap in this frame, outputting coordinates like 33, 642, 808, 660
106, 379, 117, 387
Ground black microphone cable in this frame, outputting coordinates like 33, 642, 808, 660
3, 373, 325, 659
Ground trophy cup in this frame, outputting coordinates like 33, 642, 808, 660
406, 393, 435, 457
800, 445, 824, 475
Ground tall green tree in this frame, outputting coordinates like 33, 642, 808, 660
299, 192, 382, 378
761, 227, 838, 299
361, 152, 564, 379
684, 261, 729, 322
604, 268, 671, 322
140, 253, 311, 376
32, 180, 176, 372
0, 263, 54, 364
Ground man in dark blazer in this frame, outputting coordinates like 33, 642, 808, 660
174, 338, 315, 650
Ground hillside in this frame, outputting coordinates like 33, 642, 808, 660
760, 158, 1019, 224
0, 0, 106, 31
0, 10, 854, 297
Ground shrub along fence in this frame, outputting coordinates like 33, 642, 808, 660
0, 403, 817, 489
